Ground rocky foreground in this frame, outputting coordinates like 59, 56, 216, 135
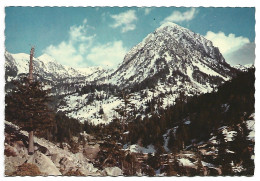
4, 121, 122, 176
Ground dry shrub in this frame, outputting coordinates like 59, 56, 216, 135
64, 170, 84, 176
11, 163, 42, 176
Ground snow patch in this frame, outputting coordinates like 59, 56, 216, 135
178, 158, 196, 167
222, 128, 237, 142
123, 144, 155, 154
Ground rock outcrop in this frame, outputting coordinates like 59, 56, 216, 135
27, 151, 62, 176
4, 121, 101, 176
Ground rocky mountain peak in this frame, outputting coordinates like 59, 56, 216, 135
109, 23, 234, 92
156, 22, 187, 32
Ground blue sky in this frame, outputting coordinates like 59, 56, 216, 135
5, 7, 255, 67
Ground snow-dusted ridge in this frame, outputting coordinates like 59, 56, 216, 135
5, 51, 110, 82
233, 63, 254, 72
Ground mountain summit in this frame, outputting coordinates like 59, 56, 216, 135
108, 22, 235, 93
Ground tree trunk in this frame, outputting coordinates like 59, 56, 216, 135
28, 131, 34, 155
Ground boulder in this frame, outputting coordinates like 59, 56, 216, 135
103, 167, 123, 176
74, 152, 86, 162
27, 151, 61, 176
14, 140, 25, 148
78, 162, 100, 176
59, 157, 76, 174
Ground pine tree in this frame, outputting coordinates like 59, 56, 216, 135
5, 77, 55, 154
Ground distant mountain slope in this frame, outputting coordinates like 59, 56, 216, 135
5, 51, 112, 96
5, 51, 109, 82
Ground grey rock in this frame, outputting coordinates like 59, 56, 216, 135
103, 167, 123, 176
27, 151, 62, 176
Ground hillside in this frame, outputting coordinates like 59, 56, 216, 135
98, 68, 255, 176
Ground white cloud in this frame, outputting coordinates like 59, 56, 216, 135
205, 31, 254, 65
69, 23, 95, 43
44, 42, 84, 67
44, 19, 96, 67
205, 31, 250, 55
44, 19, 128, 68
79, 43, 89, 54
110, 10, 137, 33
86, 41, 127, 67
161, 8, 197, 24
122, 24, 136, 33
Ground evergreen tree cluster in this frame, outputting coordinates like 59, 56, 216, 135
124, 68, 255, 175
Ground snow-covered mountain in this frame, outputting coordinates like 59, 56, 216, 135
5, 22, 239, 125
5, 51, 113, 97
5, 51, 109, 82
107, 22, 235, 93
57, 23, 240, 125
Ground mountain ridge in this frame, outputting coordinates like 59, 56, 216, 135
5, 23, 244, 125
